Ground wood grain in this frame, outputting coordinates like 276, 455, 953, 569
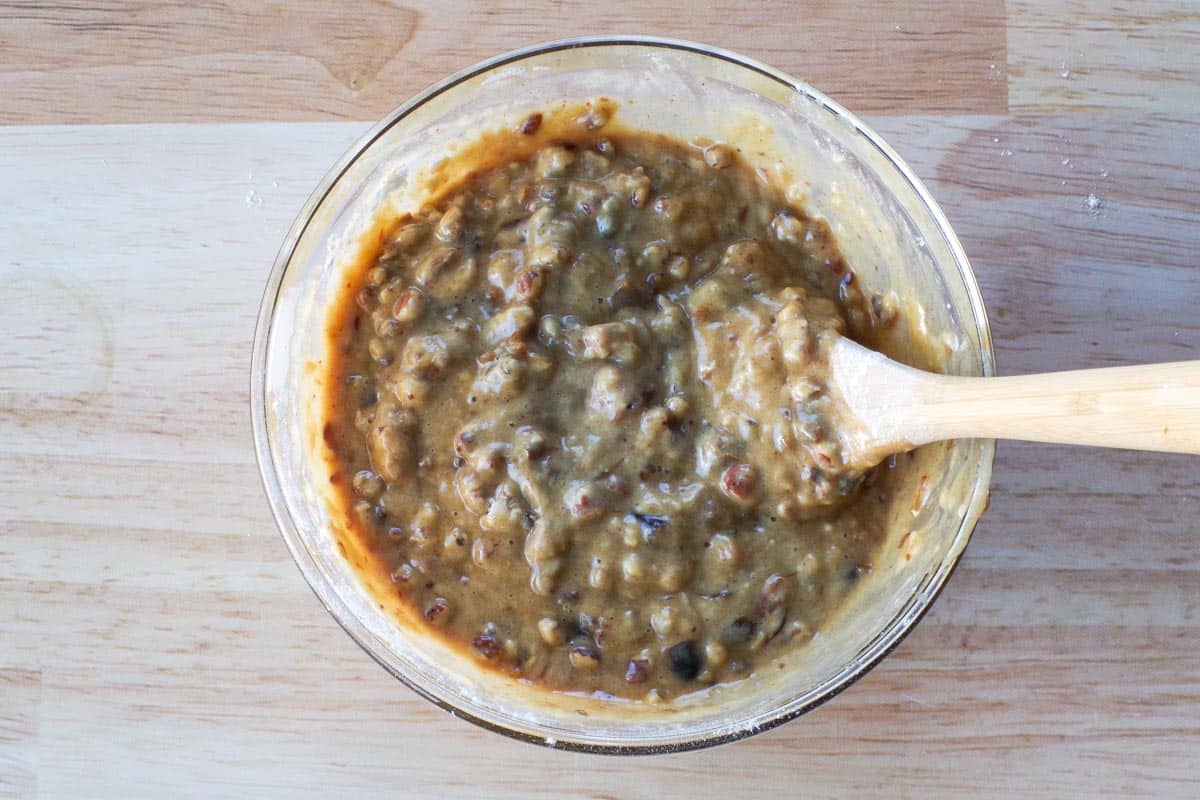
0, 0, 1007, 123
1, 1, 1198, 798
0, 671, 39, 799
1007, 0, 1200, 112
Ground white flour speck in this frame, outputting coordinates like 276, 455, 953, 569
245, 188, 263, 208
1062, 158, 1072, 166
1085, 193, 1103, 214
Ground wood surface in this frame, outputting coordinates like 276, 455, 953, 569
1, 2, 1198, 798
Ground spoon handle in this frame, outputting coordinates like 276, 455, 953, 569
880, 359, 1200, 454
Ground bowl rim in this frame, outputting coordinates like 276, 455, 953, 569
250, 34, 996, 755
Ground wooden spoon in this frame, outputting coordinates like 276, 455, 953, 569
828, 336, 1200, 470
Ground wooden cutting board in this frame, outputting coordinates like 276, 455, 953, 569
1, 2, 1197, 798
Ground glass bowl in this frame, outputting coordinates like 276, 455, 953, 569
251, 36, 995, 753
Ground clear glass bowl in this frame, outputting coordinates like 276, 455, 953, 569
251, 36, 995, 753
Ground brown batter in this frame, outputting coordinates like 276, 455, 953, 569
320, 103, 905, 701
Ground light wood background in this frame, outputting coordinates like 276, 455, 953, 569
2, 2, 1198, 798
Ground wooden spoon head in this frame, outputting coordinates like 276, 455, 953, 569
827, 335, 925, 471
